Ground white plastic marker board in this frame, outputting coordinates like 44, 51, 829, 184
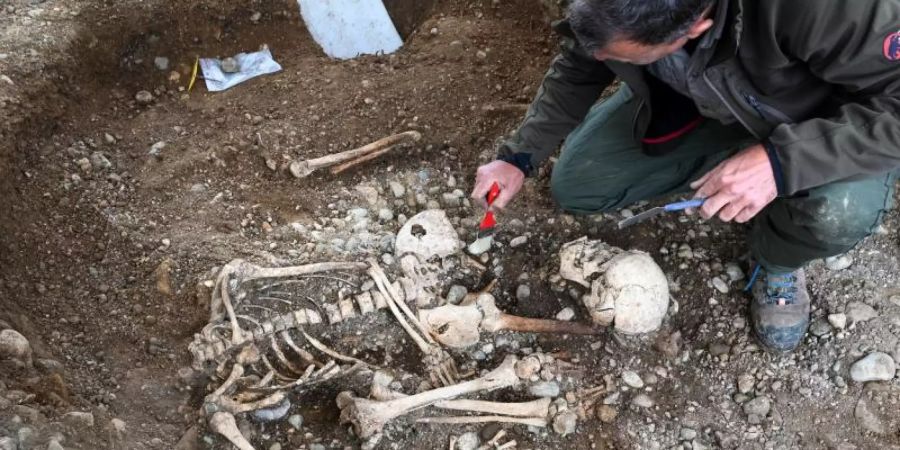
297, 0, 404, 59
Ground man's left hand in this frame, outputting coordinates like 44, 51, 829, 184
690, 144, 778, 223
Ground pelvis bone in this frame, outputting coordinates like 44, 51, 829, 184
418, 293, 602, 349
559, 237, 669, 334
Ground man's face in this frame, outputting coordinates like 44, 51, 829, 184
591, 36, 691, 65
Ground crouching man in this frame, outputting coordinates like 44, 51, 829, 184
472, 0, 900, 352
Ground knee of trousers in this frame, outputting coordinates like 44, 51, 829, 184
796, 197, 881, 247
549, 170, 623, 214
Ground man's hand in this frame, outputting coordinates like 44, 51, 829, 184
471, 160, 525, 210
690, 144, 778, 223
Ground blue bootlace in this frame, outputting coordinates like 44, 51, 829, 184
743, 264, 796, 305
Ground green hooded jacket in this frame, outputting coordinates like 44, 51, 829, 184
499, 0, 900, 195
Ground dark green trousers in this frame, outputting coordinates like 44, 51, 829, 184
551, 87, 896, 272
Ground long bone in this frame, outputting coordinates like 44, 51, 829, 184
419, 293, 603, 349
367, 260, 458, 386
338, 355, 541, 438
289, 131, 422, 178
209, 412, 255, 450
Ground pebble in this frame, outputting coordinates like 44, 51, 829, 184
854, 399, 885, 434
287, 414, 303, 430
377, 208, 394, 222
516, 284, 530, 301
528, 381, 560, 398
725, 262, 744, 282
388, 181, 406, 198
621, 370, 644, 388
446, 285, 468, 304
47, 440, 65, 450
828, 313, 848, 330
676, 244, 693, 259
849, 352, 896, 382
809, 318, 832, 337
555, 307, 575, 321
846, 302, 878, 324
737, 373, 755, 394
825, 255, 854, 271
135, 90, 153, 104
153, 56, 169, 71
76, 157, 92, 173
90, 152, 112, 170
149, 141, 166, 156
631, 394, 654, 408
552, 411, 578, 436
596, 404, 618, 423
742, 396, 771, 418
711, 277, 729, 294
62, 411, 95, 428
510, 236, 528, 248
0, 438, 13, 450
890, 295, 900, 308
456, 432, 479, 450
679, 428, 698, 441
0, 329, 31, 363
708, 342, 731, 357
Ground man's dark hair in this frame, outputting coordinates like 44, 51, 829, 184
568, 0, 715, 52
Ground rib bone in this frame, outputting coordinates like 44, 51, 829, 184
290, 131, 422, 178
339, 355, 523, 438
419, 293, 603, 349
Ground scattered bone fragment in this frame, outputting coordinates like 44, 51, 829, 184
290, 131, 421, 178
209, 412, 255, 450
559, 237, 669, 334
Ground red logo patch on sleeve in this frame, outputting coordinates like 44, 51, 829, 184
885, 31, 900, 61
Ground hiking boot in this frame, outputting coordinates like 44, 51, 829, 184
746, 265, 811, 352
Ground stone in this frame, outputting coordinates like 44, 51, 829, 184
708, 342, 731, 356
388, 181, 406, 198
394, 210, 462, 259
149, 141, 166, 156
555, 307, 575, 321
846, 302, 877, 324
456, 431, 479, 450
516, 284, 530, 301
62, 411, 95, 429
76, 157, 92, 173
446, 285, 468, 304
135, 90, 153, 104
153, 258, 174, 296
743, 396, 771, 418
0, 329, 32, 364
0, 438, 13, 450
552, 411, 578, 436
828, 313, 847, 330
377, 208, 394, 222
849, 352, 896, 382
825, 255, 853, 271
154, 56, 169, 71
287, 414, 303, 430
737, 373, 755, 395
621, 370, 644, 388
47, 440, 65, 450
855, 399, 885, 434
510, 236, 528, 248
680, 428, 698, 441
809, 318, 832, 337
711, 277, 729, 294
596, 404, 618, 423
725, 263, 744, 282
631, 394, 654, 408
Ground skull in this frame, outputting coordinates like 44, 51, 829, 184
559, 237, 669, 334
394, 210, 463, 305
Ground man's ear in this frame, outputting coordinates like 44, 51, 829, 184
685, 18, 714, 39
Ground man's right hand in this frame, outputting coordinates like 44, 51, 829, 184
471, 160, 525, 210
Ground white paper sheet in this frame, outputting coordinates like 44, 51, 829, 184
199, 48, 283, 92
297, 0, 403, 59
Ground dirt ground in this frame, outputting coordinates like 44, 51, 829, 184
1, 0, 899, 449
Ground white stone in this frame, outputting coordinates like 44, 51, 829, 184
510, 235, 528, 248
394, 210, 462, 259
621, 370, 644, 388
0, 329, 32, 364
846, 302, 878, 324
827, 313, 848, 330
555, 307, 575, 321
711, 277, 729, 294
825, 255, 854, 271
850, 352, 896, 383
456, 432, 479, 450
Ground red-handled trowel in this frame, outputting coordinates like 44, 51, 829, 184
466, 182, 501, 255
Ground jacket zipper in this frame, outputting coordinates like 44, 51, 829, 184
703, 72, 761, 140
745, 93, 794, 124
